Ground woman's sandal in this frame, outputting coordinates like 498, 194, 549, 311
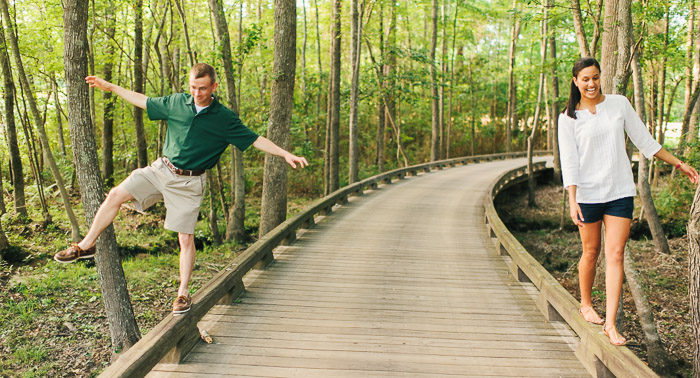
579, 306, 605, 325
602, 323, 627, 346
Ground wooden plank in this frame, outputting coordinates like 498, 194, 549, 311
147, 159, 592, 378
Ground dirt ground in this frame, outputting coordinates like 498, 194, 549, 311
496, 182, 693, 377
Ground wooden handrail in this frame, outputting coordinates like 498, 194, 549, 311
483, 164, 658, 378
98, 151, 551, 378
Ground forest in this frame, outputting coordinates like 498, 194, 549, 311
1, 0, 700, 375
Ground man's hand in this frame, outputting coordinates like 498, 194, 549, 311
85, 76, 114, 92
284, 153, 309, 169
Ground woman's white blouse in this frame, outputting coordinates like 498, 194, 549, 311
558, 94, 661, 204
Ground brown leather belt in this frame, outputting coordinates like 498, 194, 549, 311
162, 157, 205, 176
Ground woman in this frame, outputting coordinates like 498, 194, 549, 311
558, 57, 698, 346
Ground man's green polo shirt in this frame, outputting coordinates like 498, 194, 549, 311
146, 93, 259, 170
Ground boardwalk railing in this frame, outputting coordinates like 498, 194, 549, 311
98, 151, 548, 378
484, 165, 658, 378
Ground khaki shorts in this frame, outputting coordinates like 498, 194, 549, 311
121, 158, 206, 234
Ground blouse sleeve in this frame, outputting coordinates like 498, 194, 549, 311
557, 113, 580, 189
622, 97, 661, 158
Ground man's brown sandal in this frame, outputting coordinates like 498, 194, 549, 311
172, 295, 192, 314
54, 244, 96, 264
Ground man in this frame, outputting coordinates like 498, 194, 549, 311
54, 63, 308, 314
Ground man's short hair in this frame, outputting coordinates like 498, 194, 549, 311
190, 63, 217, 84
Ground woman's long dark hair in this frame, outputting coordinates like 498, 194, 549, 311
563, 57, 601, 119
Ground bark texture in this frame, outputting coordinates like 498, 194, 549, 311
429, 0, 439, 161
688, 184, 700, 377
207, 0, 247, 241
0, 23, 25, 216
133, 0, 148, 168
260, 0, 296, 236
63, 0, 140, 354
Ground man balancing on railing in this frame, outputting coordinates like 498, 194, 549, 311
54, 63, 308, 314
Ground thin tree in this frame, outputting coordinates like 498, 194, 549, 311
571, 0, 591, 57
348, 0, 365, 183
260, 0, 296, 236
0, 22, 25, 217
0, 0, 81, 240
550, 32, 561, 183
506, 0, 521, 153
376, 0, 386, 172
63, 0, 140, 354
527, 0, 548, 208
429, 0, 439, 161
681, 0, 696, 146
325, 0, 341, 195
133, 0, 148, 167
631, 45, 675, 374
207, 0, 247, 241
101, 2, 117, 187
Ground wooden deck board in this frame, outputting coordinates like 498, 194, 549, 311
149, 158, 590, 377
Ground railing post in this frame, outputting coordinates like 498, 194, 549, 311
253, 245, 275, 271
159, 321, 200, 365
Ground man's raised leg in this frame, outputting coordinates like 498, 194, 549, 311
54, 185, 134, 263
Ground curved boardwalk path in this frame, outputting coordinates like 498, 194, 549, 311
148, 157, 590, 377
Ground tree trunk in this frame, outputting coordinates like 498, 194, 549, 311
102, 6, 116, 188
260, 0, 296, 237
0, 24, 25, 217
0, 160, 5, 215
527, 0, 547, 208
206, 171, 222, 246
313, 0, 323, 146
429, 0, 439, 161
506, 2, 521, 153
207, 0, 247, 242
612, 0, 632, 95
550, 33, 562, 184
631, 46, 676, 373
589, 0, 603, 57
0, 0, 82, 239
326, 0, 341, 194
600, 0, 619, 93
63, 0, 141, 355
682, 0, 696, 146
688, 184, 700, 377
439, 0, 447, 158
133, 0, 148, 168
51, 78, 67, 157
0, 215, 7, 253
447, 0, 458, 159
571, 0, 591, 57
348, 0, 363, 183
376, 1, 385, 172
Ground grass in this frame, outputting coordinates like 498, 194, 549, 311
0, 188, 317, 377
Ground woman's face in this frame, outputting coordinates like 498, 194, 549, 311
573, 65, 601, 102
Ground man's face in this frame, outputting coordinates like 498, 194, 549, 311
189, 74, 217, 107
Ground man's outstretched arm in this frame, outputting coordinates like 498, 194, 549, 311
252, 136, 309, 169
86, 76, 148, 110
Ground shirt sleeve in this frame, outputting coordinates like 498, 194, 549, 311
622, 96, 661, 158
226, 111, 259, 151
558, 113, 580, 189
146, 95, 172, 121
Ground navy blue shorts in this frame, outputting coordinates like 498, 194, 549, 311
578, 197, 634, 223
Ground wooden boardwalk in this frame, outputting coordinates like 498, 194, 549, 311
147, 157, 590, 377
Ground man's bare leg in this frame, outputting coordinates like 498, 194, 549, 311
78, 185, 135, 250
177, 233, 196, 297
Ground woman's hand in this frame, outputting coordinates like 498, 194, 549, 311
679, 162, 699, 184
569, 201, 585, 227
